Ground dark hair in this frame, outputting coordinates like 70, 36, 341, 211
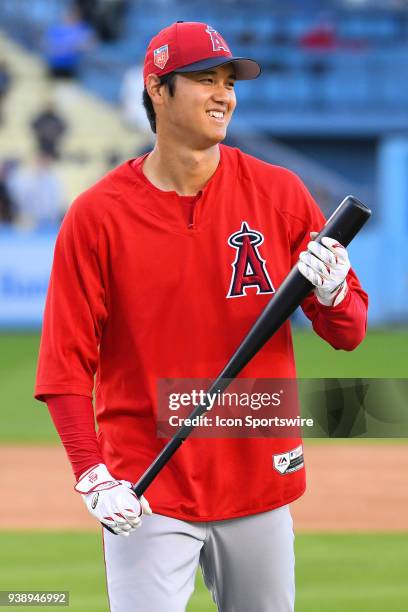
142, 72, 177, 134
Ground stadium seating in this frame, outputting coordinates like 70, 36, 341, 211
0, 31, 145, 204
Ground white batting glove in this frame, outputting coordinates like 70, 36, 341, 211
298, 233, 350, 306
74, 464, 152, 536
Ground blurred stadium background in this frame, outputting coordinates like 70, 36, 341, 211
0, 0, 407, 610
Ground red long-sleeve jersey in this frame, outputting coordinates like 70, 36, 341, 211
35, 144, 368, 521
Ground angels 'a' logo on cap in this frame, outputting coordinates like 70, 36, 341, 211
154, 44, 169, 70
205, 25, 230, 53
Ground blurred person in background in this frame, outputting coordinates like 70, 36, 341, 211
74, 0, 127, 42
87, 0, 128, 42
0, 60, 12, 125
300, 24, 338, 50
31, 102, 67, 160
74, 0, 95, 24
43, 7, 94, 79
7, 152, 65, 228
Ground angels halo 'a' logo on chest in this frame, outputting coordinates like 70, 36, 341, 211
227, 222, 275, 298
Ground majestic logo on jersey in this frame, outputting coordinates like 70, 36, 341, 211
273, 445, 304, 475
205, 25, 230, 53
227, 222, 275, 298
154, 45, 169, 70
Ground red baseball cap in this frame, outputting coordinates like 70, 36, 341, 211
143, 21, 261, 84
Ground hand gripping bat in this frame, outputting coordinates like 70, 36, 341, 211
132, 195, 371, 498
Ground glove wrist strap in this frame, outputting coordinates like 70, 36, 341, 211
74, 463, 119, 494
316, 279, 348, 307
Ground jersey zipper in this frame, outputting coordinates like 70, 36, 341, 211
188, 200, 196, 230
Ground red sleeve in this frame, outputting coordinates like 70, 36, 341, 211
284, 175, 368, 351
46, 394, 103, 480
35, 193, 108, 401
300, 277, 368, 350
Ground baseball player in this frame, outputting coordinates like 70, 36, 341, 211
35, 21, 368, 612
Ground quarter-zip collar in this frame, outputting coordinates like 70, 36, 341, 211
126, 146, 224, 232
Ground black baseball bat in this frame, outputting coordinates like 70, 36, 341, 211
132, 195, 371, 498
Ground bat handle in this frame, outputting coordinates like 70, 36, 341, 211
132, 436, 184, 498
131, 375, 231, 498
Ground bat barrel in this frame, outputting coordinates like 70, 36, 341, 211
317, 195, 371, 246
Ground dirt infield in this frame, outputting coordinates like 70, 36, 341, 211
2, 444, 407, 531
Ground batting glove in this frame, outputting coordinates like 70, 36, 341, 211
74, 464, 152, 536
297, 233, 350, 307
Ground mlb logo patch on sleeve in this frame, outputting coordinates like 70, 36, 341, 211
273, 445, 304, 475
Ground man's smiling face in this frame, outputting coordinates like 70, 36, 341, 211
158, 63, 237, 149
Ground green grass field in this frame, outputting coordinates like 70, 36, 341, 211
0, 328, 407, 443
0, 532, 407, 611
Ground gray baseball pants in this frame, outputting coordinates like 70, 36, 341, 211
103, 504, 295, 611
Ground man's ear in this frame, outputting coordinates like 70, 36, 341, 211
145, 74, 166, 106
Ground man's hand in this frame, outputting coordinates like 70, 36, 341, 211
74, 464, 152, 536
297, 234, 350, 306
